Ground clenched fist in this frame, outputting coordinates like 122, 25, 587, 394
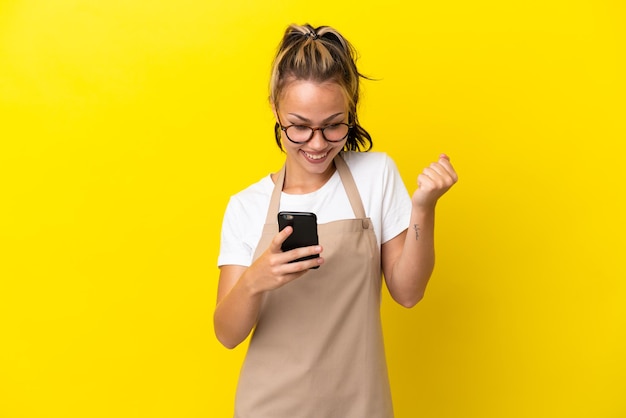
412, 154, 458, 210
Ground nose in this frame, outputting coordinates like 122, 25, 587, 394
308, 128, 327, 149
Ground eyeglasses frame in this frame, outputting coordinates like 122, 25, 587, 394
276, 112, 353, 144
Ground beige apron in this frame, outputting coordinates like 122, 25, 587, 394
234, 154, 394, 418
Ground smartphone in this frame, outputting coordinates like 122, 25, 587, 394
277, 211, 320, 268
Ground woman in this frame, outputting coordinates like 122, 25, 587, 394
215, 23, 458, 417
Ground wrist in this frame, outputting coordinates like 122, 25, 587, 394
411, 202, 436, 218
240, 269, 264, 298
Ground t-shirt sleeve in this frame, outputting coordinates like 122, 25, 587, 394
217, 196, 254, 267
380, 154, 412, 244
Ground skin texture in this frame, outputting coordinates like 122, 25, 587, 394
214, 79, 458, 349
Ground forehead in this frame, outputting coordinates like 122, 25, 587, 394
278, 79, 348, 109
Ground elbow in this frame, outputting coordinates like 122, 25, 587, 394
214, 330, 242, 350
214, 315, 244, 350
395, 291, 425, 309
220, 340, 240, 350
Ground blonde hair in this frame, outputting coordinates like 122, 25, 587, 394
270, 24, 372, 151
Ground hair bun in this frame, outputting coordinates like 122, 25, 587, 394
304, 29, 318, 40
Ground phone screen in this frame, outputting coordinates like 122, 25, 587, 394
278, 211, 319, 267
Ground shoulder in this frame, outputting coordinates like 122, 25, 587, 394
219, 175, 273, 267
341, 151, 398, 170
341, 150, 391, 166
227, 174, 274, 209
340, 151, 400, 179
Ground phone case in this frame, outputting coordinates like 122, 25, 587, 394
278, 211, 320, 267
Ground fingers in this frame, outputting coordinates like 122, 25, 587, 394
270, 227, 324, 268
251, 242, 323, 292
280, 243, 324, 270
419, 154, 458, 187
417, 173, 432, 189
437, 154, 459, 182
271, 245, 324, 286
270, 225, 293, 253
282, 249, 325, 271
413, 154, 458, 208
419, 165, 454, 190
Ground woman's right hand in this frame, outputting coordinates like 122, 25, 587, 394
214, 227, 323, 348
245, 226, 324, 294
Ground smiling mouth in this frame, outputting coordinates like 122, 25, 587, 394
302, 151, 328, 160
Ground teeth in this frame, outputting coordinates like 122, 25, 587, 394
303, 151, 328, 160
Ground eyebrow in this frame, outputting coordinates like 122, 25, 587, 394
287, 112, 345, 124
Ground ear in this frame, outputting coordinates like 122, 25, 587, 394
270, 101, 279, 121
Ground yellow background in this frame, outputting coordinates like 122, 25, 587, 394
1, 0, 625, 417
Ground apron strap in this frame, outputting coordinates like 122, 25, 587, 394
264, 152, 367, 224
334, 153, 367, 219
265, 165, 286, 225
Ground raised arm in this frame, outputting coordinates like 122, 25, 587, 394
381, 154, 458, 308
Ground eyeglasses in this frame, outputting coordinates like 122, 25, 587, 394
277, 113, 352, 144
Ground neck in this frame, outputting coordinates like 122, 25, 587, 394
278, 160, 336, 194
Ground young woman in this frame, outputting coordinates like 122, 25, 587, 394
215, 23, 458, 417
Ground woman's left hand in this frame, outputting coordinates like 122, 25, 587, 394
412, 154, 458, 210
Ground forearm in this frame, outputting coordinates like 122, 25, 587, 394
388, 207, 436, 307
214, 271, 264, 349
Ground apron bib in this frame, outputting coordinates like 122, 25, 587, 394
234, 154, 393, 418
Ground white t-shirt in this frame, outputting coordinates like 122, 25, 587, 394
218, 151, 412, 267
